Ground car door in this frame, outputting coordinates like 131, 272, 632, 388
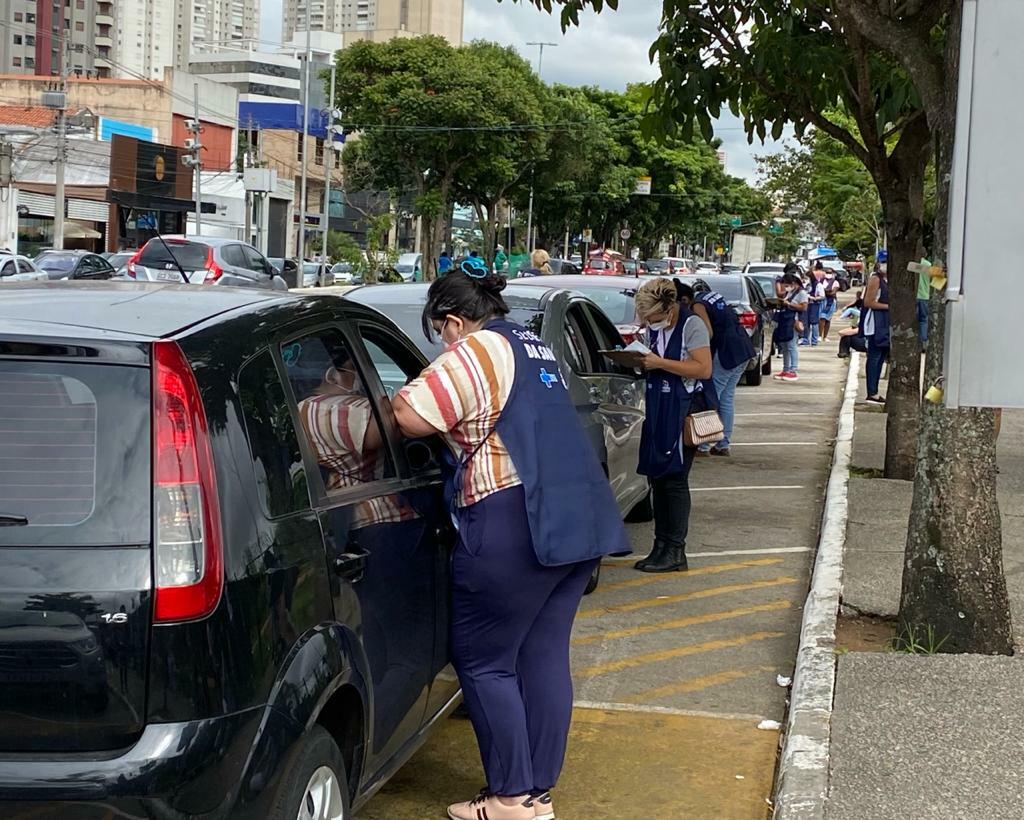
218, 244, 252, 287
572, 300, 647, 515
348, 313, 460, 729
276, 320, 437, 773
15, 257, 42, 280
744, 276, 771, 361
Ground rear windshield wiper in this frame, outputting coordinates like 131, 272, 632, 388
0, 513, 28, 526
151, 234, 190, 283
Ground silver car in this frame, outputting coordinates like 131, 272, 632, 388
128, 236, 287, 290
0, 254, 47, 283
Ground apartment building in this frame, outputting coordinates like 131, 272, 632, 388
0, 0, 102, 76
174, 0, 261, 74
282, 0, 463, 46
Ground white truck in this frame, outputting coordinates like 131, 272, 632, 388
731, 233, 766, 268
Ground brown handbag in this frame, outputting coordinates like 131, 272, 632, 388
684, 410, 726, 448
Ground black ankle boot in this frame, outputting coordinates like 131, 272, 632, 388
634, 540, 666, 571
640, 545, 688, 573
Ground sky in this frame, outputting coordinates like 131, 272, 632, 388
259, 0, 786, 182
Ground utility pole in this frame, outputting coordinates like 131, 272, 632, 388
244, 115, 253, 243
524, 41, 557, 253
320, 63, 337, 265
43, 38, 70, 250
183, 90, 204, 235
297, 0, 312, 261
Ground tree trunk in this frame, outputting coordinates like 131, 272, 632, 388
899, 0, 1013, 654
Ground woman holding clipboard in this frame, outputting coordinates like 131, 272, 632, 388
627, 278, 715, 574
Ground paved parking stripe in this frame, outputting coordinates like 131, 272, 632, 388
572, 600, 792, 646
625, 665, 776, 703
692, 484, 805, 492
596, 557, 782, 593
577, 576, 799, 619
578, 631, 785, 678
729, 442, 823, 447
604, 547, 812, 564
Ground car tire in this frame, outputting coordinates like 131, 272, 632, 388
270, 725, 351, 820
625, 486, 654, 523
745, 361, 764, 386
761, 354, 772, 376
584, 561, 601, 596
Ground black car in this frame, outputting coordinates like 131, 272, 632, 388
268, 256, 301, 289
0, 281, 462, 817
34, 250, 116, 281
678, 273, 775, 385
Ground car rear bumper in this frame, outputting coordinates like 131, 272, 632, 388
0, 706, 265, 816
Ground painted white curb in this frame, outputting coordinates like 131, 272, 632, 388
773, 351, 859, 819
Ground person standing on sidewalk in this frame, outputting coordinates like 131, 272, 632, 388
392, 262, 630, 820
631, 277, 715, 574
801, 263, 826, 346
820, 267, 841, 341
916, 262, 930, 351
862, 252, 891, 404
685, 280, 755, 459
773, 268, 809, 382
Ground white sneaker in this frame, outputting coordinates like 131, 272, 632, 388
530, 792, 555, 820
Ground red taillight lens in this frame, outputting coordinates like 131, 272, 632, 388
152, 340, 223, 623
126, 250, 141, 279
738, 311, 759, 329
202, 248, 222, 284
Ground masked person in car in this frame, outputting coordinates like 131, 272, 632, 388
390, 257, 630, 820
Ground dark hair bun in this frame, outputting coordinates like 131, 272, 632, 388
479, 273, 507, 295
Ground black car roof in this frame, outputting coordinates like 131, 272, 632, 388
346, 282, 548, 310
0, 281, 292, 340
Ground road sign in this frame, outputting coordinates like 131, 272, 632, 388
769, 223, 784, 235
582, 228, 593, 243
620, 228, 631, 240
634, 176, 652, 195
730, 216, 743, 228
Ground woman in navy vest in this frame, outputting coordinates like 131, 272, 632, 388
862, 255, 891, 404
392, 260, 630, 820
632, 278, 715, 574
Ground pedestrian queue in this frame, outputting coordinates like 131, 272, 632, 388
683, 280, 756, 458
801, 262, 826, 346
631, 278, 717, 574
391, 259, 630, 820
820, 267, 842, 341
862, 251, 890, 404
772, 266, 809, 382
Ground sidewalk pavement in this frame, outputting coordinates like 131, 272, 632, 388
825, 365, 1024, 819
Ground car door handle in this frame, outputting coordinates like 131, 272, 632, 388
333, 551, 367, 581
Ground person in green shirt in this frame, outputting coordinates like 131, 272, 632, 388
494, 244, 508, 274
917, 268, 930, 349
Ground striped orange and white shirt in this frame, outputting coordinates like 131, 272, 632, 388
398, 329, 520, 507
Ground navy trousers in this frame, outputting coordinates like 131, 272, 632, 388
452, 485, 597, 796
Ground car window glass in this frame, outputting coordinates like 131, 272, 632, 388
243, 246, 270, 275
138, 240, 209, 269
361, 332, 420, 399
238, 351, 309, 518
281, 328, 395, 498
16, 257, 35, 273
220, 245, 245, 268
564, 307, 596, 373
0, 260, 12, 276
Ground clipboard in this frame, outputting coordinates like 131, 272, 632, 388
600, 349, 647, 367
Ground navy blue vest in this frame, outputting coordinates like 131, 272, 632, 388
466, 319, 631, 566
698, 291, 756, 370
773, 288, 801, 344
638, 312, 719, 478
859, 276, 890, 346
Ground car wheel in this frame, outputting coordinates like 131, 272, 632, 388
745, 361, 763, 386
761, 354, 772, 376
625, 485, 654, 522
584, 561, 601, 596
271, 725, 350, 820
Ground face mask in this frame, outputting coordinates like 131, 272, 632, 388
649, 320, 671, 331
879, 263, 888, 274
440, 319, 462, 350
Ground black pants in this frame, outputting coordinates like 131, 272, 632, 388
838, 333, 868, 357
651, 447, 696, 552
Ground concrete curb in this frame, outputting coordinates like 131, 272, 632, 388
772, 351, 859, 819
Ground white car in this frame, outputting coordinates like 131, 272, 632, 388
0, 253, 47, 283
395, 252, 422, 283
300, 261, 333, 287
695, 261, 720, 272
743, 262, 787, 275
662, 256, 694, 274
330, 262, 355, 284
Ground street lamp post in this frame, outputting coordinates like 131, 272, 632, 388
524, 41, 557, 254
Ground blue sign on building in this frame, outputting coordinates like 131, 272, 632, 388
238, 101, 345, 144
98, 117, 156, 143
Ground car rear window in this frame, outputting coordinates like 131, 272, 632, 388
0, 362, 150, 546
574, 287, 636, 324
35, 254, 76, 271
138, 240, 210, 269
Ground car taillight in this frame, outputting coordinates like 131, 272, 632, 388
126, 250, 141, 279
203, 248, 223, 284
152, 340, 223, 623
738, 311, 759, 329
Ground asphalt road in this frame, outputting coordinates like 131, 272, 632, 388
363, 337, 849, 820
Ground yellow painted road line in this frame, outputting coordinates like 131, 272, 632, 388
572, 599, 792, 646
579, 631, 785, 679
577, 576, 799, 619
598, 557, 783, 591
625, 665, 776, 703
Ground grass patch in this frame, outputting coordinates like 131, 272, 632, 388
850, 465, 884, 479
890, 623, 949, 655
